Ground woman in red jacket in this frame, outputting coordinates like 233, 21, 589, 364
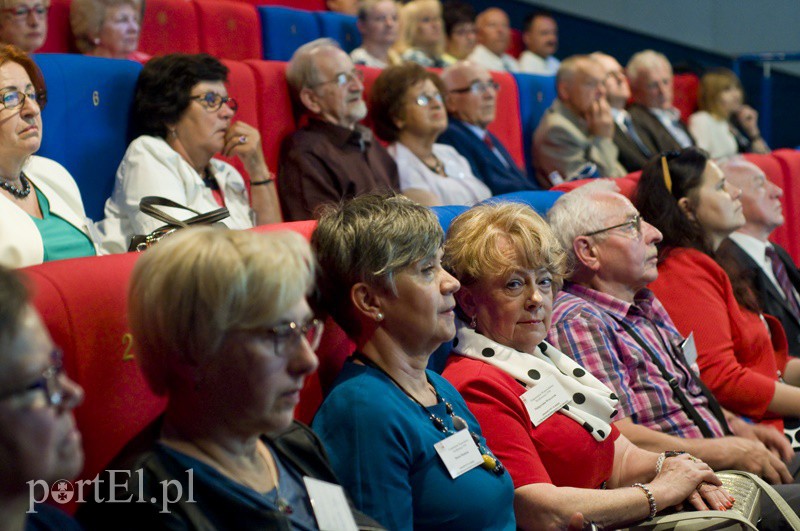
634, 147, 800, 449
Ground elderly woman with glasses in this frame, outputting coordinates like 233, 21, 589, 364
0, 265, 84, 529
0, 0, 48, 53
636, 148, 800, 448
370, 63, 491, 206
312, 193, 515, 530
70, 0, 150, 62
0, 45, 98, 268
441, 201, 731, 529
97, 53, 281, 254
78, 228, 384, 530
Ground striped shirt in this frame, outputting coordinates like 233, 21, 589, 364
547, 282, 727, 439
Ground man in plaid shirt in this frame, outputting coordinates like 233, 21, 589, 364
546, 185, 796, 484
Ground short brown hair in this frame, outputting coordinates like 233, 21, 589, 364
0, 44, 46, 108
698, 67, 742, 119
444, 202, 567, 291
370, 62, 446, 142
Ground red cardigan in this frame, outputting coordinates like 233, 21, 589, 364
649, 247, 787, 431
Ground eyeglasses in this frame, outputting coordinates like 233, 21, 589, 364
449, 80, 500, 95
0, 89, 43, 110
414, 92, 443, 107
310, 69, 364, 89
584, 214, 642, 238
0, 349, 66, 407
190, 92, 238, 113
246, 318, 325, 355
2, 3, 48, 20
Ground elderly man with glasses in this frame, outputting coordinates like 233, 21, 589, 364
0, 0, 48, 52
544, 184, 800, 500
438, 61, 539, 194
279, 38, 399, 221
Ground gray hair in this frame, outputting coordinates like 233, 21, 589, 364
70, 0, 142, 54
547, 183, 619, 277
626, 49, 671, 85
286, 37, 342, 95
312, 193, 443, 338
556, 54, 595, 90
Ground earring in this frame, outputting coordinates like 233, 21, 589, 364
376, 312, 384, 322
169, 128, 177, 139
469, 315, 477, 329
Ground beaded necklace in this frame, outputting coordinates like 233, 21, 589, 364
0, 172, 31, 199
352, 352, 504, 475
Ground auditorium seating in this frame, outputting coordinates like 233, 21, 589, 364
259, 6, 321, 61
768, 149, 800, 260
35, 54, 142, 221
673, 72, 700, 123
139, 0, 201, 56
513, 72, 557, 179
315, 11, 361, 53
245, 59, 298, 170
195, 0, 262, 61
38, 0, 73, 53
488, 71, 526, 168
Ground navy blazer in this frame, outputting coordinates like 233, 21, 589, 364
438, 119, 540, 195
716, 238, 800, 357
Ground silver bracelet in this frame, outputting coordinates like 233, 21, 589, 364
632, 482, 657, 520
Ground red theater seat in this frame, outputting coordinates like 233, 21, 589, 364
238, 0, 326, 9
23, 253, 167, 492
139, 0, 201, 56
506, 28, 524, 58
551, 172, 641, 198
195, 0, 262, 60
766, 149, 800, 262
246, 60, 298, 171
38, 0, 73, 53
673, 72, 699, 124
488, 71, 525, 169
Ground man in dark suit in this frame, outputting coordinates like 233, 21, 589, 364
438, 61, 540, 194
626, 50, 695, 154
592, 52, 656, 172
716, 159, 800, 357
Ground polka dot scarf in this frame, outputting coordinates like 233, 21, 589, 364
453, 321, 620, 442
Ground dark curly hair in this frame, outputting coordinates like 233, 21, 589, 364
370, 62, 447, 143
132, 54, 228, 139
634, 147, 759, 312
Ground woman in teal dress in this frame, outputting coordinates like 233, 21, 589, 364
0, 45, 96, 268
311, 193, 516, 531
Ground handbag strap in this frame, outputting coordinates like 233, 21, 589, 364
614, 318, 733, 437
138, 196, 229, 228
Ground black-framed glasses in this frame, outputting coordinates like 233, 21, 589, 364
449, 79, 500, 95
0, 89, 44, 110
584, 214, 642, 238
2, 3, 48, 20
310, 69, 364, 89
0, 349, 65, 407
244, 318, 325, 354
190, 92, 238, 113
414, 92, 443, 107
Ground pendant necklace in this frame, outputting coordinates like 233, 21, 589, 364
263, 446, 294, 514
352, 352, 504, 475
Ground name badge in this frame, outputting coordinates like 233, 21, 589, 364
680, 332, 698, 370
303, 477, 359, 531
434, 428, 484, 479
520, 375, 571, 426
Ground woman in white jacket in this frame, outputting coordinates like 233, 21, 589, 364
97, 53, 281, 254
0, 45, 97, 268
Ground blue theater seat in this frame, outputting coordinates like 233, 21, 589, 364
315, 11, 362, 53
259, 6, 321, 61
34, 55, 142, 221
483, 190, 563, 217
512, 73, 556, 181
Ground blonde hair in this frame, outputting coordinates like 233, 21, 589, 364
70, 0, 142, 54
128, 228, 315, 396
443, 202, 567, 290
698, 68, 742, 119
394, 0, 444, 57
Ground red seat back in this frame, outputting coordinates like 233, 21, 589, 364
38, 0, 73, 53
765, 149, 800, 262
139, 0, 201, 56
551, 172, 642, 199
246, 60, 297, 171
673, 72, 699, 123
195, 0, 262, 60
488, 70, 525, 169
506, 28, 524, 58
23, 253, 167, 491
248, 0, 326, 8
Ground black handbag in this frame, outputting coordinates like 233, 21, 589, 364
128, 196, 230, 252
